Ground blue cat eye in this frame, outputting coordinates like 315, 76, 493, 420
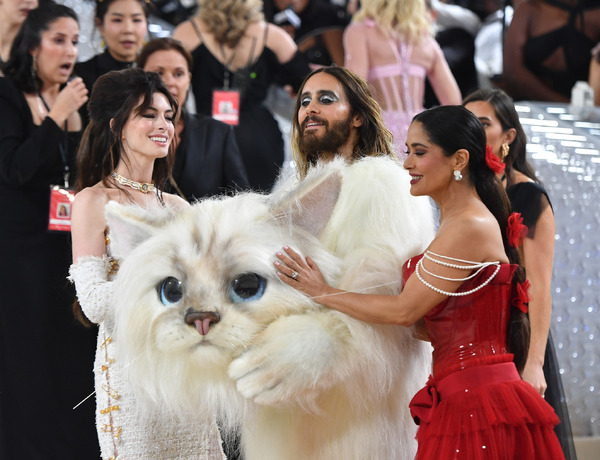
229, 273, 266, 303
157, 277, 183, 305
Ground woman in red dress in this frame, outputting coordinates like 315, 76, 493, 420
275, 105, 565, 459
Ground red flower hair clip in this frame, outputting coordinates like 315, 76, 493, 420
512, 279, 530, 314
506, 212, 528, 248
485, 145, 506, 174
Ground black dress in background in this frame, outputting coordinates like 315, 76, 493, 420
0, 77, 99, 459
506, 181, 578, 460
189, 23, 309, 192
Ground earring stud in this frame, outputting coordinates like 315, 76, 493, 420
454, 170, 463, 181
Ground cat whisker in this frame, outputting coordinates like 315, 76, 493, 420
73, 343, 148, 411
309, 281, 399, 300
73, 390, 96, 410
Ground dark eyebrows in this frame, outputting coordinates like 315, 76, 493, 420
299, 89, 339, 100
143, 106, 174, 114
109, 12, 144, 17
50, 31, 79, 39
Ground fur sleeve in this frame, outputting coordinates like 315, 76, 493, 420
321, 156, 435, 293
68, 256, 114, 324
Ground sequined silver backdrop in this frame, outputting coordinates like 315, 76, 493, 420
59, 0, 599, 438
517, 103, 600, 438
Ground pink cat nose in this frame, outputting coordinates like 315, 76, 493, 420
185, 311, 221, 336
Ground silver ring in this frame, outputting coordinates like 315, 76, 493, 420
291, 271, 298, 280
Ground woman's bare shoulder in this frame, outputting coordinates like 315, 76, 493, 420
433, 210, 507, 262
74, 184, 109, 207
264, 22, 298, 62
172, 19, 201, 51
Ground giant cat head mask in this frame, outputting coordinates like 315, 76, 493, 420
107, 166, 344, 424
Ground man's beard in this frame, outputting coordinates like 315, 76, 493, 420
299, 114, 353, 166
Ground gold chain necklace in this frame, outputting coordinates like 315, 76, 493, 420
111, 172, 155, 193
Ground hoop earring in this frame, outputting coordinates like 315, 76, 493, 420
501, 143, 510, 160
454, 170, 463, 181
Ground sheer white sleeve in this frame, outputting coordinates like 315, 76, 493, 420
68, 256, 114, 324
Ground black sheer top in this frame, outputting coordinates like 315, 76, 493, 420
506, 181, 553, 239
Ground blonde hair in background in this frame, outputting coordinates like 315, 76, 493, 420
197, 0, 264, 48
352, 0, 432, 43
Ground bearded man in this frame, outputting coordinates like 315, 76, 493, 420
271, 67, 437, 457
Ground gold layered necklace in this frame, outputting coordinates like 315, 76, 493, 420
111, 172, 155, 193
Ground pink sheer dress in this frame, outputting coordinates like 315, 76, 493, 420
344, 19, 461, 156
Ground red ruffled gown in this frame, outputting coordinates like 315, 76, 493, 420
403, 255, 565, 460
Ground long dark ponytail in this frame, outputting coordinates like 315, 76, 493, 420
413, 106, 529, 372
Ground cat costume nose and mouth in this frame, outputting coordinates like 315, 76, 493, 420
185, 311, 221, 336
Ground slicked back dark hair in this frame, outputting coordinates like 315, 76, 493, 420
413, 105, 530, 373
94, 0, 151, 24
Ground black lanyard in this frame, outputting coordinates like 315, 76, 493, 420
37, 91, 70, 188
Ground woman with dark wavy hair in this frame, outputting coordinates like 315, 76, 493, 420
0, 2, 98, 458
70, 67, 225, 459
276, 105, 565, 460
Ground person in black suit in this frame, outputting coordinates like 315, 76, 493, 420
138, 37, 250, 201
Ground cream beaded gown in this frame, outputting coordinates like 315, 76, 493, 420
70, 247, 225, 460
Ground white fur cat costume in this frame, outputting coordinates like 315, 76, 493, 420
109, 156, 435, 460
69, 204, 226, 460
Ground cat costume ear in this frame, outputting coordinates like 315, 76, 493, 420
271, 167, 342, 238
104, 201, 179, 260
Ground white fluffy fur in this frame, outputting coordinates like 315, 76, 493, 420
111, 156, 435, 460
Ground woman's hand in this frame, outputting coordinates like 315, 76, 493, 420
521, 361, 548, 397
275, 246, 333, 300
48, 77, 88, 126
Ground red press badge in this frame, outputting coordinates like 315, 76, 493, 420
48, 185, 75, 232
212, 89, 240, 125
